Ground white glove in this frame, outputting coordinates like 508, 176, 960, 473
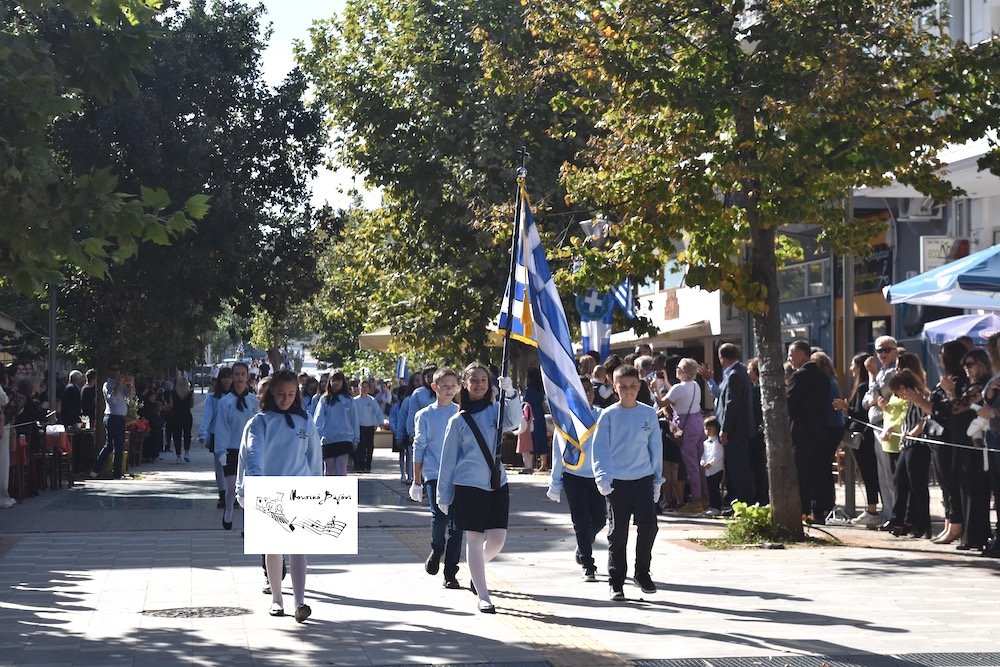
652, 485, 661, 504
408, 482, 423, 503
546, 486, 561, 503
438, 503, 450, 516
967, 415, 990, 439
596, 479, 613, 496
499, 376, 514, 394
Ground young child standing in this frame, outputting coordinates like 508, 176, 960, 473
237, 370, 322, 622
410, 368, 464, 589
701, 416, 726, 517
591, 364, 663, 601
547, 377, 605, 582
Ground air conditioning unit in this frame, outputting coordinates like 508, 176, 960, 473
897, 197, 943, 222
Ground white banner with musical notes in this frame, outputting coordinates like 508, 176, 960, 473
243, 477, 359, 555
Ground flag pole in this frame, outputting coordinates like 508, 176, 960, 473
496, 148, 529, 452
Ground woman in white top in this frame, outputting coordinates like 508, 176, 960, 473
663, 358, 706, 510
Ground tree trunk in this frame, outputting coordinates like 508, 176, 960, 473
749, 222, 804, 540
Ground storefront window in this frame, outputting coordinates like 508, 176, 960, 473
778, 265, 806, 300
779, 258, 831, 300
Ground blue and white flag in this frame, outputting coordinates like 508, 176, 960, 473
496, 254, 534, 345
611, 279, 635, 320
497, 187, 597, 470
394, 355, 409, 382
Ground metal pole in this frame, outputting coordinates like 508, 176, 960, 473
47, 283, 57, 423
496, 149, 529, 452
842, 192, 857, 517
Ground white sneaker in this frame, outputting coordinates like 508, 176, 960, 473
0, 498, 16, 509
851, 511, 881, 527
703, 507, 722, 517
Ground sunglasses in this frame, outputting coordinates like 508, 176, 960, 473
875, 348, 894, 354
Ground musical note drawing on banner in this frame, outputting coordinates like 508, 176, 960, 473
255, 493, 349, 539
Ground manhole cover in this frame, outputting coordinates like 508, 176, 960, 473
142, 606, 252, 618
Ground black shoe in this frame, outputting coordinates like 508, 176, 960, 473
910, 528, 932, 539
424, 551, 442, 575
443, 577, 461, 589
222, 517, 232, 531
979, 541, 1000, 558
294, 604, 312, 623
633, 574, 656, 594
583, 569, 598, 582
957, 543, 985, 551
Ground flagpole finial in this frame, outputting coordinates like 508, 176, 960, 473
516, 147, 529, 184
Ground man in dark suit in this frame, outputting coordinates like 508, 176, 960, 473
786, 340, 832, 524
60, 370, 84, 427
714, 343, 756, 506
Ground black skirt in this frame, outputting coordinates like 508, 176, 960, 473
322, 441, 354, 458
452, 484, 509, 532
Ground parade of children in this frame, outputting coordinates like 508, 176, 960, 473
128, 328, 999, 628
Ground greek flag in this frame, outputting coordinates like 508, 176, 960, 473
498, 187, 597, 470
496, 253, 534, 345
394, 355, 409, 382
611, 279, 635, 320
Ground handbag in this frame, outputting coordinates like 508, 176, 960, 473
461, 411, 501, 490
841, 429, 862, 450
669, 387, 698, 440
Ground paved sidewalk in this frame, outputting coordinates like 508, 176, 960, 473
1, 430, 999, 666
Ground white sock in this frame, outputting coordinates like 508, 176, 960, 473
290, 555, 307, 607
265, 554, 284, 606
483, 528, 506, 562
466, 532, 489, 604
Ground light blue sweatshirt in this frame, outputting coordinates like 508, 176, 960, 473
215, 390, 260, 452
389, 399, 404, 438
313, 394, 359, 445
591, 402, 664, 487
413, 402, 459, 482
549, 406, 602, 494
404, 386, 436, 438
198, 394, 219, 442
235, 410, 322, 504
301, 394, 316, 417
354, 394, 384, 428
436, 397, 523, 506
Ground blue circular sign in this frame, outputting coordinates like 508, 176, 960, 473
576, 289, 612, 322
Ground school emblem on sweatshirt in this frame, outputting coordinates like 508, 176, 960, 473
243, 477, 358, 554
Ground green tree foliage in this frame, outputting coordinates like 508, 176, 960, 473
526, 0, 1000, 536
0, 0, 208, 294
50, 0, 324, 372
298, 0, 592, 362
